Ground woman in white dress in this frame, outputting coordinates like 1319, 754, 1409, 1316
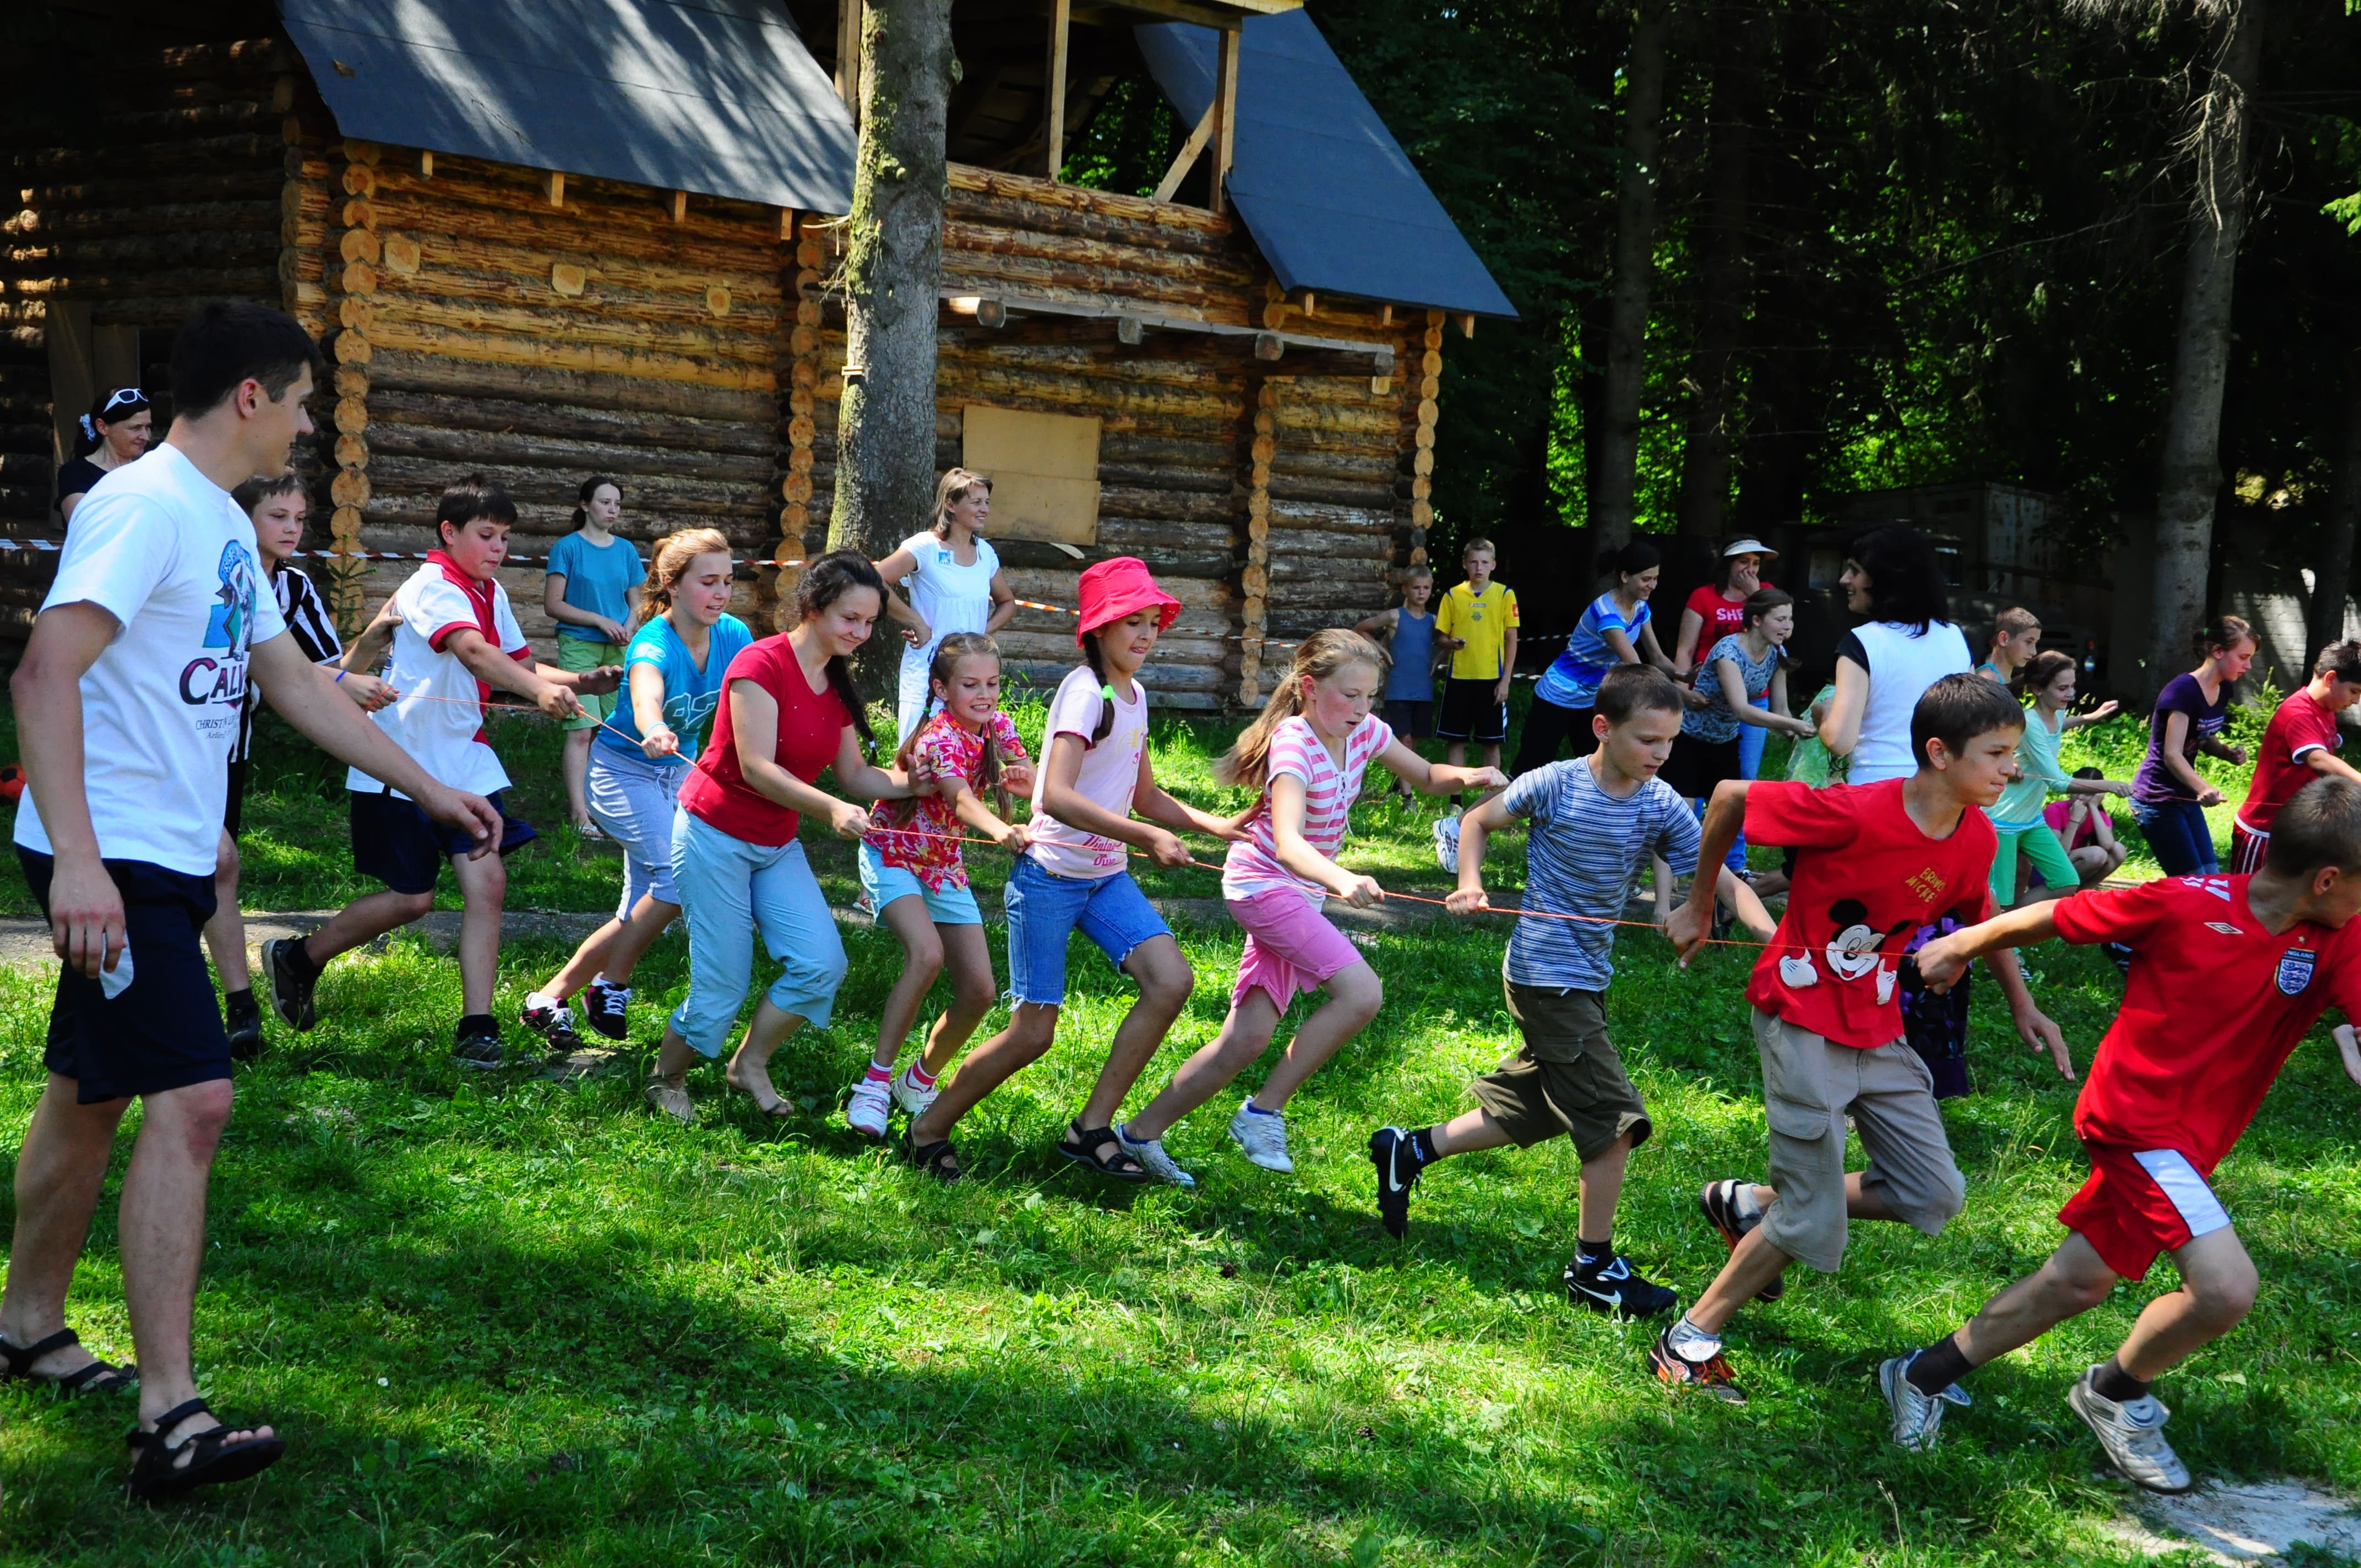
875, 469, 1018, 742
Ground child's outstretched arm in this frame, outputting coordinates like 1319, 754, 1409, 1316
1980, 945, 2072, 1080
938, 770, 1035, 851
1376, 736, 1504, 797
442, 627, 587, 722
2336, 1023, 2361, 1088
1667, 778, 1751, 963
1711, 866, 1775, 940
1913, 902, 2074, 1079
1033, 734, 1203, 867
1443, 792, 1517, 914
2061, 698, 2121, 729
1266, 772, 1383, 907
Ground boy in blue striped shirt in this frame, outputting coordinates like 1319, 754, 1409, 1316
1370, 666, 1771, 1316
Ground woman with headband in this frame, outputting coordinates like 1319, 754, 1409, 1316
57, 388, 153, 524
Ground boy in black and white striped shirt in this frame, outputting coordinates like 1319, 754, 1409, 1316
205, 471, 397, 1054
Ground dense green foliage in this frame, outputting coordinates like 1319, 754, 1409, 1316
8, 705, 2361, 1564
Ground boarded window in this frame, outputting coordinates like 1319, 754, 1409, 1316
961, 406, 1101, 545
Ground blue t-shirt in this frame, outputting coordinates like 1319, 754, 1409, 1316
598, 612, 754, 765
1501, 756, 1699, 991
1385, 609, 1438, 701
1535, 593, 1650, 709
546, 531, 645, 643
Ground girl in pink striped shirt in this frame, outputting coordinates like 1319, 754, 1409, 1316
1116, 630, 1504, 1183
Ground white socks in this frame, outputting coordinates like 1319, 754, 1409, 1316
1666, 1313, 1723, 1363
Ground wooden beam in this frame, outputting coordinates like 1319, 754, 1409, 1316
1046, 0, 1071, 181
1212, 28, 1241, 215
1459, 313, 1475, 339
1151, 98, 1218, 204
835, 0, 862, 119
672, 190, 689, 222
418, 149, 433, 178
543, 170, 564, 206
1115, 315, 1144, 345
1379, 303, 1391, 326
780, 206, 796, 241
1297, 290, 1315, 318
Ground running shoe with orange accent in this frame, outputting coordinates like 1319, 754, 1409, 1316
1649, 1328, 1748, 1406
1699, 1177, 1785, 1303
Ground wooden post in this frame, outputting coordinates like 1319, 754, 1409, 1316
327, 139, 382, 635
543, 170, 564, 206
836, 0, 862, 119
1151, 99, 1217, 204
418, 149, 433, 178
1237, 379, 1277, 706
1046, 0, 1071, 181
672, 190, 689, 222
1212, 26, 1241, 215
771, 214, 828, 629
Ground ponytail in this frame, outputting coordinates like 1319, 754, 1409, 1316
572, 475, 622, 532
1216, 628, 1389, 790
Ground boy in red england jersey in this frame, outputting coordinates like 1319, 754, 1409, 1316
1654, 674, 2069, 1403
1875, 775, 2361, 1493
2229, 640, 2361, 874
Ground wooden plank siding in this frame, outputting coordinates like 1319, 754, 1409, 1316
0, 39, 1438, 704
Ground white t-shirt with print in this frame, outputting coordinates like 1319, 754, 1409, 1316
346, 557, 531, 799
1222, 713, 1394, 902
14, 443, 288, 876
1026, 664, 1148, 880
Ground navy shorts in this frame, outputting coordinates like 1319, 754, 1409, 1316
20, 850, 230, 1104
350, 788, 537, 896
1436, 678, 1508, 744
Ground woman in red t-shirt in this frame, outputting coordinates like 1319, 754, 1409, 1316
1671, 538, 1775, 684
648, 551, 928, 1125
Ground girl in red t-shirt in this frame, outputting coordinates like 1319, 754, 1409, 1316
647, 552, 929, 1126
845, 633, 1038, 1139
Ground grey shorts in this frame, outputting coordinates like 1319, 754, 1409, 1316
1751, 1007, 1966, 1273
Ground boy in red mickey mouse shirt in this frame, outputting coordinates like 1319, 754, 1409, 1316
1875, 774, 2361, 1493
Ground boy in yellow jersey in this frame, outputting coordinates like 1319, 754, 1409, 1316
1434, 539, 1519, 814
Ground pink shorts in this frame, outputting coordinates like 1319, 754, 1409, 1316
1227, 886, 1364, 1011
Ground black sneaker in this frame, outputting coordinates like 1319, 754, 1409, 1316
582, 978, 632, 1041
519, 997, 585, 1055
1649, 1327, 1748, 1405
259, 937, 318, 1032
451, 1017, 506, 1071
1565, 1254, 1679, 1319
224, 989, 264, 1061
1369, 1126, 1424, 1239
1699, 1177, 1784, 1303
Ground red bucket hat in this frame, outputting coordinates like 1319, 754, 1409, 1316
1075, 556, 1182, 645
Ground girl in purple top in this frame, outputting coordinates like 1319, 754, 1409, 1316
2129, 615, 2255, 875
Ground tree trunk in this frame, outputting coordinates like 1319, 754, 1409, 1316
2310, 347, 2361, 657
1591, 0, 1672, 567
1673, 11, 1759, 540
829, 0, 955, 699
2146, 0, 2263, 688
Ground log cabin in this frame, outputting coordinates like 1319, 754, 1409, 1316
1, 0, 1511, 707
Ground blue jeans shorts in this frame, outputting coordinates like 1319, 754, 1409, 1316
859, 840, 982, 925
1003, 852, 1171, 1008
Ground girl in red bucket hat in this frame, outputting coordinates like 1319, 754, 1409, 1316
904, 557, 1239, 1184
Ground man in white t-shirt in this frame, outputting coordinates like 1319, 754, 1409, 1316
2, 302, 500, 1499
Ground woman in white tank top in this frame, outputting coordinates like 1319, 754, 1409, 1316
1815, 526, 1971, 784
875, 469, 1017, 742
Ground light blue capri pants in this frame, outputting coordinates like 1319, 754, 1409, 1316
666, 808, 848, 1058
585, 744, 686, 916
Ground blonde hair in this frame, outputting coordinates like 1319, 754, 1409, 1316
1216, 629, 1389, 790
631, 527, 734, 634
931, 467, 992, 537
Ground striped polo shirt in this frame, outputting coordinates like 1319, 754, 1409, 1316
1223, 712, 1395, 902
1503, 755, 1699, 991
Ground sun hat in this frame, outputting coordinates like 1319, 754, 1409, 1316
1722, 537, 1778, 559
1075, 556, 1181, 645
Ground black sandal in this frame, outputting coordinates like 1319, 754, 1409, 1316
0, 1328, 135, 1395
126, 1397, 286, 1500
901, 1128, 962, 1183
1055, 1119, 1149, 1183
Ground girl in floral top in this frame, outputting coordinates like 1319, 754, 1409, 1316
847, 633, 1036, 1137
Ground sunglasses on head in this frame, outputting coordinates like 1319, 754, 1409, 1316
100, 388, 146, 413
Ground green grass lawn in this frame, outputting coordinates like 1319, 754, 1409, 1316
4, 685, 2361, 1565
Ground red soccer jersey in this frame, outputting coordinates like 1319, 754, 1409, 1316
2235, 688, 2342, 836
1742, 779, 1996, 1048
2050, 874, 2361, 1169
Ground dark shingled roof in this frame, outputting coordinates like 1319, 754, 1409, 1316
1135, 12, 1515, 319
279, 0, 855, 213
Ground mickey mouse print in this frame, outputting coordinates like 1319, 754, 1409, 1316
1742, 778, 1999, 1049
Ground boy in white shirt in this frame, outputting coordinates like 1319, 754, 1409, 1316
262, 476, 618, 1068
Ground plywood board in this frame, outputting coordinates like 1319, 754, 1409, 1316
962, 404, 1101, 545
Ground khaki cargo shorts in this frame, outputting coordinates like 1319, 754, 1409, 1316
1751, 1007, 1965, 1273
1467, 982, 1652, 1164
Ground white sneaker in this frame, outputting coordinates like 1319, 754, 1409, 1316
1115, 1123, 1196, 1187
2066, 1366, 2194, 1494
846, 1076, 893, 1139
1878, 1354, 1947, 1452
1432, 808, 1462, 874
891, 1063, 939, 1119
1227, 1102, 1294, 1172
